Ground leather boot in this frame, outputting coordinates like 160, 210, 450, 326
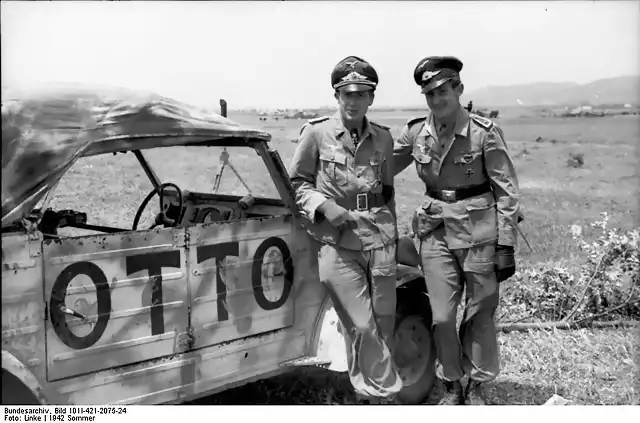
465, 379, 487, 405
438, 380, 465, 405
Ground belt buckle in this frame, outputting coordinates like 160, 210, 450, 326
356, 193, 369, 211
442, 189, 456, 203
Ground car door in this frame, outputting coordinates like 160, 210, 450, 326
186, 214, 295, 350
43, 227, 189, 381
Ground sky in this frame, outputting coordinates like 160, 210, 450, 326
2, 1, 639, 109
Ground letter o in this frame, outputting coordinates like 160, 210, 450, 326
251, 237, 294, 311
49, 262, 111, 350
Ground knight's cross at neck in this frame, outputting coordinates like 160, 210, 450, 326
350, 128, 359, 146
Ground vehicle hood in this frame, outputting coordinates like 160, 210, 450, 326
2, 83, 271, 227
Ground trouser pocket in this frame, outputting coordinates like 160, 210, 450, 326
412, 198, 444, 239
465, 202, 498, 244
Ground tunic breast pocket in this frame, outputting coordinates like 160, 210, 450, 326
411, 150, 434, 179
319, 151, 349, 186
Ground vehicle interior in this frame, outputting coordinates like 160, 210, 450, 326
4, 143, 295, 240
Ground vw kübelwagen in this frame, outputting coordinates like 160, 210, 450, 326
2, 84, 436, 405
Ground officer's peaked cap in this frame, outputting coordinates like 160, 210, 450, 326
413, 56, 463, 94
331, 56, 378, 92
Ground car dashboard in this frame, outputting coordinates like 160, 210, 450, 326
172, 190, 292, 228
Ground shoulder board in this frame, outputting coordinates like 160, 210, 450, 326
470, 114, 494, 130
300, 116, 330, 135
307, 116, 330, 125
370, 120, 390, 131
406, 115, 427, 128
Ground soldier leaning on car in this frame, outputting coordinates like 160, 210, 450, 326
288, 56, 403, 402
393, 56, 523, 405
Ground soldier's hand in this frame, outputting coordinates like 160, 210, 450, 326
495, 244, 516, 283
317, 199, 357, 231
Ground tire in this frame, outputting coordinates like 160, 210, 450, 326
1, 370, 40, 405
393, 279, 437, 405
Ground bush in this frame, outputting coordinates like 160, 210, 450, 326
499, 213, 640, 323
567, 152, 585, 168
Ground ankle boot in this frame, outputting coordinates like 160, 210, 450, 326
438, 380, 464, 405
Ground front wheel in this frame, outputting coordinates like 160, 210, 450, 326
393, 279, 437, 404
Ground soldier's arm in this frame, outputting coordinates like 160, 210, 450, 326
382, 133, 397, 221
483, 125, 522, 247
393, 124, 415, 176
287, 124, 328, 223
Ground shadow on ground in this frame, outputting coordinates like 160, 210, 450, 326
186, 368, 355, 405
186, 369, 564, 405
484, 380, 567, 405
187, 367, 445, 405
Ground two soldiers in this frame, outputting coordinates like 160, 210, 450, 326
288, 55, 522, 405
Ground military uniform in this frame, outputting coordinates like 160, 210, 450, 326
288, 57, 402, 399
393, 56, 522, 404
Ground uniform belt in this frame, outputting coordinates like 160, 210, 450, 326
427, 182, 492, 203
346, 192, 387, 211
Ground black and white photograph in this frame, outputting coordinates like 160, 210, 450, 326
1, 0, 638, 410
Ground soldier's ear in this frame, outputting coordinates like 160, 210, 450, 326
334, 91, 340, 102
368, 91, 375, 105
456, 83, 465, 96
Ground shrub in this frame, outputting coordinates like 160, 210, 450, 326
499, 213, 640, 323
567, 152, 585, 168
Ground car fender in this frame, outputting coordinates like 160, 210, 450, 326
306, 265, 426, 373
2, 350, 49, 405
305, 295, 348, 372
396, 263, 424, 288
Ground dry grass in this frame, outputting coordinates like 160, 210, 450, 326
190, 325, 640, 405
48, 112, 639, 405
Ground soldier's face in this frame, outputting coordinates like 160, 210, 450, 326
335, 89, 374, 122
425, 82, 463, 119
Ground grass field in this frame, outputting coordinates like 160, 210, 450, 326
49, 111, 640, 405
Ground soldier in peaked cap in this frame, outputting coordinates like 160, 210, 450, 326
288, 56, 403, 402
393, 56, 523, 405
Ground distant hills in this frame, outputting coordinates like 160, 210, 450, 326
463, 75, 639, 108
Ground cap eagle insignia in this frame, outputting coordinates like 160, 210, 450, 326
421, 69, 442, 82
341, 71, 368, 82
345, 60, 359, 69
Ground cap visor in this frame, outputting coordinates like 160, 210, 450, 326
421, 77, 452, 94
337, 83, 375, 93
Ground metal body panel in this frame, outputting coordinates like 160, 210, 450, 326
42, 227, 189, 381
49, 329, 305, 405
186, 216, 296, 350
1, 233, 47, 379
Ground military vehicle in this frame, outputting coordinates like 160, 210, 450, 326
2, 85, 436, 405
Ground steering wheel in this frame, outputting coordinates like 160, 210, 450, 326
132, 183, 184, 231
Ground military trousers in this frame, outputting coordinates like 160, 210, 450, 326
318, 242, 403, 398
419, 225, 500, 383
